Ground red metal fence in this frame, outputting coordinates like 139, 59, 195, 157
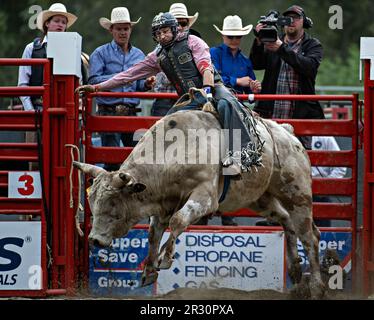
83, 90, 360, 290
0, 56, 372, 296
0, 59, 80, 296
363, 59, 374, 295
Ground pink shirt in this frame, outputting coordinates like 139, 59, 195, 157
99, 34, 213, 91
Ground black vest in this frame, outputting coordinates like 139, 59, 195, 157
157, 33, 202, 96
29, 38, 46, 106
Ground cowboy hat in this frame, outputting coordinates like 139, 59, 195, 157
99, 7, 141, 30
213, 15, 253, 36
36, 3, 77, 31
169, 3, 199, 28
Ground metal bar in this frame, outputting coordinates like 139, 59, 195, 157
0, 58, 49, 66
277, 119, 355, 136
89, 91, 355, 102
308, 150, 356, 167
0, 111, 37, 130
87, 115, 158, 132
0, 198, 41, 210
312, 178, 355, 195
85, 146, 132, 164
0, 210, 42, 215
0, 86, 44, 96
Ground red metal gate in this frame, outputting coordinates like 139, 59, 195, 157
0, 58, 81, 296
363, 59, 374, 295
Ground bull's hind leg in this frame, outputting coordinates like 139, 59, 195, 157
295, 218, 325, 299
256, 194, 302, 285
141, 216, 168, 286
157, 186, 217, 269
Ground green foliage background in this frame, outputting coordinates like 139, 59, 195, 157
1, 0, 373, 90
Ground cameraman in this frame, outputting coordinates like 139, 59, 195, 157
250, 5, 324, 149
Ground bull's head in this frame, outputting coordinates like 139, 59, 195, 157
73, 161, 146, 248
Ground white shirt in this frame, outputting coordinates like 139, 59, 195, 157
311, 136, 347, 178
17, 37, 48, 111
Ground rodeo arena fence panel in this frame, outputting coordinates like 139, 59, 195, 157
0, 46, 374, 298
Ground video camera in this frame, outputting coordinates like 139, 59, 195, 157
257, 10, 293, 43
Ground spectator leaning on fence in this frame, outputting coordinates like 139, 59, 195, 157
211, 15, 261, 94
250, 5, 324, 149
18, 3, 78, 111
88, 7, 154, 171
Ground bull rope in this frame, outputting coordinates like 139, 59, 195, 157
65, 144, 84, 237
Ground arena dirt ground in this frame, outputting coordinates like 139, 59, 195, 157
59, 286, 369, 300
1, 287, 371, 300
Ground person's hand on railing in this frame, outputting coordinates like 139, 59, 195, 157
250, 80, 262, 93
75, 84, 98, 95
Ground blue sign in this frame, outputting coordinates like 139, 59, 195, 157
89, 229, 153, 296
286, 231, 352, 290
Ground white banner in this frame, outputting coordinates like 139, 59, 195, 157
157, 231, 285, 294
0, 222, 42, 290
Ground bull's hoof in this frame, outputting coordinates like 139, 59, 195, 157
290, 280, 310, 299
141, 271, 158, 287
310, 281, 326, 300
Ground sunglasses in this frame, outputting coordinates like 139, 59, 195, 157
178, 21, 189, 27
227, 35, 243, 39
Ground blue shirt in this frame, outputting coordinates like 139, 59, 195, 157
210, 43, 256, 94
89, 40, 146, 106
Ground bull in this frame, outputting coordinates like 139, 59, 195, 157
74, 110, 325, 298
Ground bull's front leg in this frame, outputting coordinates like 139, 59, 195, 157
141, 215, 168, 287
157, 187, 218, 269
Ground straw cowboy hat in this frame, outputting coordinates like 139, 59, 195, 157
169, 3, 199, 28
213, 15, 253, 36
99, 7, 141, 30
36, 3, 77, 31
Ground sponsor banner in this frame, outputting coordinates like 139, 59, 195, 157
89, 229, 285, 296
89, 229, 153, 296
286, 231, 352, 291
0, 222, 42, 290
8, 172, 41, 199
156, 231, 285, 294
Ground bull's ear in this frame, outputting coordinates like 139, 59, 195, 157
73, 161, 106, 178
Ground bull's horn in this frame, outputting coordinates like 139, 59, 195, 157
73, 161, 106, 178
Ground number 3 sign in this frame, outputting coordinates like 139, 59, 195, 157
8, 172, 42, 199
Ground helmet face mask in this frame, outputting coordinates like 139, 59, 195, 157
152, 12, 178, 46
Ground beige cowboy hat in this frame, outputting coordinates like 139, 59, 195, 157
213, 15, 253, 36
99, 7, 141, 30
169, 3, 199, 28
36, 3, 77, 31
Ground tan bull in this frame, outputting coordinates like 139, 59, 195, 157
74, 110, 325, 298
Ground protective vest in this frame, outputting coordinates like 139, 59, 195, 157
157, 33, 203, 96
30, 38, 46, 106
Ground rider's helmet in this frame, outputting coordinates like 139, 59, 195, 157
151, 12, 178, 46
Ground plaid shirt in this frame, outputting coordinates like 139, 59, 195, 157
273, 39, 302, 118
